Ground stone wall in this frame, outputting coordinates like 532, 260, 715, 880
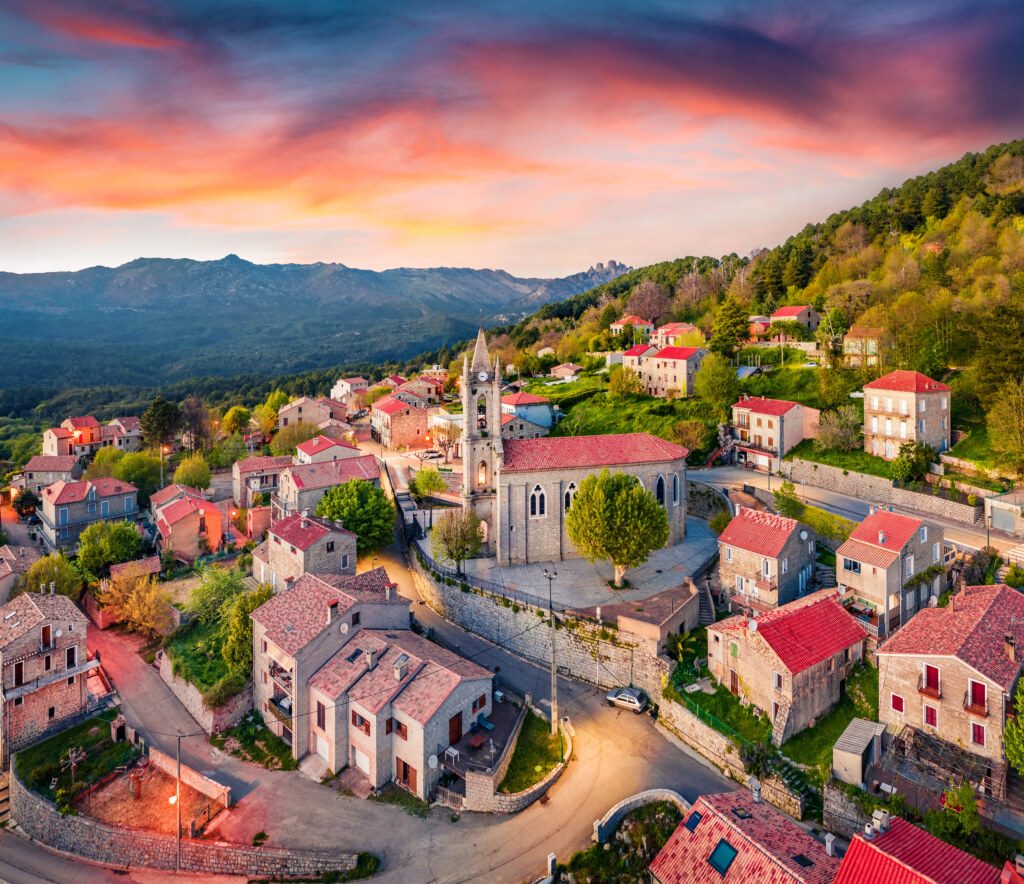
779, 459, 983, 525
482, 727, 573, 815
148, 747, 231, 808
823, 780, 870, 839
593, 789, 690, 843
82, 594, 118, 629
157, 652, 251, 735
9, 763, 360, 877
687, 480, 732, 519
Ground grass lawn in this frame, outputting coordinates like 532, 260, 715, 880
166, 619, 229, 692
499, 711, 564, 793
944, 470, 1010, 493
781, 663, 879, 786
15, 709, 137, 796
950, 422, 997, 471
210, 711, 298, 771
784, 439, 893, 479
523, 375, 606, 403
741, 366, 824, 410
369, 785, 431, 818
801, 502, 857, 544
681, 682, 773, 745
816, 544, 837, 568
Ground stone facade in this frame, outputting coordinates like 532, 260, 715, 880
148, 746, 231, 807
843, 327, 892, 368
371, 398, 434, 450
232, 455, 293, 508
593, 789, 690, 843
719, 518, 817, 610
637, 348, 706, 398
863, 378, 951, 458
823, 780, 871, 839
157, 653, 252, 735
39, 479, 139, 553
14, 457, 83, 494
277, 396, 346, 430
252, 517, 356, 590
686, 480, 732, 519
732, 398, 820, 471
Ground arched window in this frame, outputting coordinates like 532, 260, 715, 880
655, 475, 666, 505
477, 395, 488, 432
478, 461, 487, 486
671, 473, 680, 505
530, 485, 546, 517
564, 482, 576, 512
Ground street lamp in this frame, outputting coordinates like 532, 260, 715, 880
159, 444, 170, 489
542, 568, 559, 740
987, 513, 992, 549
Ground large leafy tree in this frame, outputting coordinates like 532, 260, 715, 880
315, 479, 395, 556
185, 566, 246, 624
252, 403, 278, 437
181, 394, 212, 454
814, 405, 861, 452
222, 406, 252, 436
988, 377, 1024, 476
99, 568, 173, 638
264, 389, 290, 413
141, 396, 182, 448
174, 453, 212, 490
112, 452, 162, 505
565, 469, 669, 587
694, 353, 740, 420
409, 468, 447, 529
12, 489, 40, 519
269, 422, 319, 455
891, 441, 935, 483
430, 509, 482, 575
85, 446, 125, 479
709, 296, 750, 359
77, 521, 144, 575
1005, 681, 1024, 776
221, 583, 274, 675
22, 554, 83, 600
608, 365, 642, 397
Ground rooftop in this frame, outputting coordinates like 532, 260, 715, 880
656, 346, 702, 361
501, 392, 550, 406
149, 483, 205, 510
624, 343, 657, 357
43, 477, 137, 506
0, 544, 41, 583
0, 592, 87, 651
234, 455, 293, 474
848, 510, 923, 553
733, 396, 799, 417
771, 305, 812, 318
295, 435, 358, 456
286, 455, 380, 490
108, 555, 162, 579
271, 512, 354, 550
501, 433, 687, 473
718, 507, 801, 558
864, 370, 951, 394
22, 455, 81, 473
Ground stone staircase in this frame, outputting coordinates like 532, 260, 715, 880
772, 756, 822, 819
0, 772, 10, 826
697, 580, 717, 626
815, 566, 837, 588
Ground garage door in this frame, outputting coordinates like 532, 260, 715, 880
992, 505, 1016, 533
354, 747, 369, 774
316, 734, 329, 761
756, 454, 770, 469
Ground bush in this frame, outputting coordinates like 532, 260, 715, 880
203, 672, 247, 708
1005, 564, 1024, 589
967, 493, 978, 506
708, 510, 731, 535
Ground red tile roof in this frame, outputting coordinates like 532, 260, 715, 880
0, 544, 40, 582
0, 592, 87, 651
714, 589, 868, 675
157, 494, 216, 529
113, 415, 141, 430
848, 510, 922, 553
771, 305, 811, 319
502, 392, 550, 406
296, 435, 358, 456
834, 816, 999, 884
650, 791, 839, 884
656, 346, 703, 361
23, 455, 80, 473
388, 375, 407, 386
835, 537, 899, 569
880, 584, 1024, 691
149, 483, 205, 510
43, 477, 137, 505
109, 555, 162, 579
718, 508, 800, 558
100, 425, 124, 440
286, 455, 380, 490
234, 455, 293, 474
502, 433, 687, 473
271, 512, 354, 550
612, 314, 652, 327
372, 395, 410, 416
66, 416, 100, 429
657, 322, 697, 334
47, 427, 73, 438
733, 396, 799, 417
623, 343, 657, 357
864, 370, 950, 394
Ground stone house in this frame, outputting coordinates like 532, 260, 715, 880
371, 395, 434, 450
877, 584, 1024, 794
621, 343, 659, 376
0, 545, 40, 599
499, 413, 548, 441
395, 378, 443, 404
718, 507, 817, 612
42, 416, 140, 458
609, 315, 655, 337
707, 589, 868, 744
330, 377, 369, 407
274, 455, 381, 520
636, 347, 706, 398
836, 510, 945, 639
252, 512, 356, 590
651, 322, 699, 349
731, 396, 820, 471
842, 326, 893, 368
277, 396, 347, 430
13, 456, 83, 495
549, 363, 583, 380
770, 305, 820, 332
381, 375, 407, 390
155, 491, 223, 564
38, 478, 139, 553
500, 392, 554, 429
148, 483, 209, 524
863, 370, 951, 459
232, 454, 294, 507
0, 591, 98, 768
294, 435, 363, 465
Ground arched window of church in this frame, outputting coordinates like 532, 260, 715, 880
478, 461, 487, 486
477, 395, 488, 432
564, 482, 576, 512
530, 485, 546, 517
672, 473, 680, 505
656, 476, 666, 505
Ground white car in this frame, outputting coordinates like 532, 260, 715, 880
606, 686, 650, 714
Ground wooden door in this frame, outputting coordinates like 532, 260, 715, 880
449, 711, 463, 745
729, 670, 738, 696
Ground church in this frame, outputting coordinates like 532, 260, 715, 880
460, 330, 689, 566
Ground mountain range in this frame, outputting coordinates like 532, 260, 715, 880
0, 256, 629, 389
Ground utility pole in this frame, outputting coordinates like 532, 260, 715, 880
543, 568, 558, 739
175, 734, 182, 871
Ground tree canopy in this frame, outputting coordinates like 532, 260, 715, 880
174, 453, 212, 490
315, 479, 395, 556
430, 509, 482, 575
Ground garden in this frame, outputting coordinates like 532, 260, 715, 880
498, 711, 564, 794
784, 438, 893, 479
209, 710, 297, 771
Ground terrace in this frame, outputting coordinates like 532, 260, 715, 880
441, 697, 523, 780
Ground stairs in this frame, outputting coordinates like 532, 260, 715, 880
815, 566, 837, 588
0, 773, 10, 826
771, 756, 822, 820
697, 580, 717, 626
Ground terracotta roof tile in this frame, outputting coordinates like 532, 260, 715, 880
286, 455, 380, 490
66, 416, 100, 429
156, 494, 215, 529
864, 370, 951, 393
848, 510, 922, 553
234, 455, 293, 474
372, 395, 410, 416
108, 555, 162, 579
655, 346, 703, 361
149, 483, 205, 510
0, 545, 40, 582
22, 455, 80, 473
719, 508, 801, 558
624, 343, 657, 357
612, 315, 652, 327
43, 477, 137, 505
732, 396, 799, 417
295, 435, 358, 456
835, 537, 899, 569
501, 392, 550, 406
501, 433, 687, 473
771, 305, 812, 319
0, 592, 86, 651
270, 512, 354, 550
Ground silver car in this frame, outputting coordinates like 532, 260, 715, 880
606, 686, 649, 714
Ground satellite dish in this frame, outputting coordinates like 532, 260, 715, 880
799, 530, 808, 541
428, 754, 438, 770
55, 630, 63, 638
339, 622, 349, 634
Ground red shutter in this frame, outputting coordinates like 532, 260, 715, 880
386, 718, 393, 734
891, 694, 904, 713
973, 723, 985, 746
351, 710, 358, 726
925, 705, 937, 726
971, 681, 986, 708
925, 664, 939, 691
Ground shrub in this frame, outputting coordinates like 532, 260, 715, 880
968, 493, 978, 506
203, 672, 247, 709
708, 510, 731, 535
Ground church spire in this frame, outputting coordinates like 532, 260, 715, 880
470, 327, 490, 373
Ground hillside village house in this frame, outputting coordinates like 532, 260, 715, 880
42, 415, 142, 459
154, 487, 223, 564
877, 584, 1024, 799
731, 396, 820, 471
294, 435, 363, 465
639, 346, 706, 398
770, 305, 820, 331
650, 789, 840, 884
748, 315, 772, 339
330, 377, 368, 407
252, 511, 356, 589
863, 370, 951, 458
621, 342, 658, 375
0, 591, 98, 768
651, 322, 699, 349
395, 377, 443, 403
549, 362, 583, 380
371, 395, 432, 450
39, 478, 139, 553
500, 392, 555, 429
609, 314, 655, 337
13, 455, 82, 494
707, 589, 868, 745
459, 331, 689, 565
536, 346, 556, 358
842, 325, 893, 368
274, 455, 381, 520
836, 509, 948, 639
232, 454, 294, 507
718, 507, 817, 612
277, 396, 347, 430
147, 482, 209, 523
500, 413, 548, 441
0, 544, 40, 599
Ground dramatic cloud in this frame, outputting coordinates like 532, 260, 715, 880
1, 0, 1021, 274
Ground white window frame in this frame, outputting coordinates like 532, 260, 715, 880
920, 527, 927, 543
725, 547, 733, 563
923, 702, 938, 729
891, 693, 904, 714
971, 721, 986, 747
773, 670, 782, 691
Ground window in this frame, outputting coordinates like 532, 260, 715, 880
262, 640, 267, 653
919, 399, 926, 413
725, 547, 732, 563
843, 558, 861, 574
386, 718, 393, 734
924, 664, 939, 693
48, 706, 56, 720
891, 694, 904, 713
920, 527, 927, 542
672, 474, 679, 505
41, 624, 51, 646
905, 555, 915, 579
341, 554, 349, 570
326, 541, 335, 552
773, 671, 782, 691
564, 482, 576, 512
100, 500, 109, 517
772, 701, 780, 720
933, 542, 940, 564
972, 723, 986, 747
708, 839, 738, 875
919, 419, 926, 433
530, 485, 546, 517
684, 811, 702, 832
124, 495, 133, 512
14, 661, 24, 686
477, 461, 487, 486
262, 670, 267, 684
67, 676, 75, 686
924, 704, 937, 727
656, 476, 665, 505
66, 646, 77, 669
44, 655, 51, 672
13, 697, 22, 707
351, 711, 370, 736
316, 701, 326, 730
762, 559, 770, 578
781, 558, 788, 575
395, 720, 408, 740
969, 680, 987, 712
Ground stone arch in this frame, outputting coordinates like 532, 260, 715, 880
564, 482, 577, 512
655, 475, 666, 506
530, 484, 546, 517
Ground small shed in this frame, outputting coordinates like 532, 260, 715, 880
985, 489, 1024, 537
832, 717, 886, 787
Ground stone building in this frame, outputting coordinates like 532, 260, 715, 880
232, 454, 294, 508
277, 396, 347, 430
500, 392, 555, 429
863, 370, 951, 459
636, 346, 706, 398
252, 512, 356, 589
330, 377, 368, 407
836, 510, 945, 639
155, 491, 223, 564
274, 455, 380, 520
38, 477, 139, 553
707, 589, 868, 745
294, 435, 362, 465
609, 315, 655, 337
718, 507, 817, 612
0, 545, 40, 599
42, 416, 140, 458
499, 413, 548, 441
0, 591, 98, 768
651, 322, 699, 349
731, 395, 820, 472
842, 326, 893, 368
370, 395, 434, 450
770, 304, 820, 331
12, 456, 83, 495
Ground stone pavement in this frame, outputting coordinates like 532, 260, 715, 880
418, 515, 717, 609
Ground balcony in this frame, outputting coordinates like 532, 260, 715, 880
1, 653, 101, 703
268, 694, 293, 724
964, 690, 989, 718
918, 673, 942, 700
269, 662, 293, 693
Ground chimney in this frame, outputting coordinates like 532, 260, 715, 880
872, 809, 890, 833
334, 519, 344, 531
327, 600, 338, 625
878, 530, 886, 544
50, 581, 55, 596
1006, 634, 1016, 663
825, 833, 836, 857
385, 583, 395, 601
364, 648, 379, 670
863, 822, 875, 841
748, 776, 762, 803
394, 660, 408, 681
301, 509, 309, 529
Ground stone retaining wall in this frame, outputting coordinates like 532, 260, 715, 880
463, 703, 529, 812
593, 788, 690, 843
823, 780, 870, 839
779, 459, 983, 525
82, 594, 117, 629
148, 747, 231, 808
157, 653, 251, 735
686, 480, 733, 519
9, 763, 359, 876
484, 727, 573, 815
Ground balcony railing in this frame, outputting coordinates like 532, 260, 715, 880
39, 507, 139, 531
964, 690, 989, 718
918, 673, 942, 700
268, 695, 292, 724
734, 439, 779, 456
269, 663, 293, 693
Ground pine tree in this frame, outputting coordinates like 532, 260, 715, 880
709, 296, 750, 359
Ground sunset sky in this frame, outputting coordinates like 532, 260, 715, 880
2, 1, 1022, 276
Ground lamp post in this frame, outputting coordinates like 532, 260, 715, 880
170, 734, 182, 871
543, 568, 559, 739
159, 444, 169, 489
987, 514, 992, 549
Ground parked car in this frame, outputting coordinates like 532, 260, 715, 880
606, 685, 649, 714
422, 450, 443, 460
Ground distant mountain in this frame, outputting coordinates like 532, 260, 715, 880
0, 256, 629, 388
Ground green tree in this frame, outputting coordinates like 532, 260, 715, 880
85, 446, 125, 479
891, 441, 935, 483
222, 406, 252, 436
409, 468, 447, 529
264, 389, 290, 413
174, 453, 212, 490
140, 396, 181, 448
252, 403, 277, 437
814, 405, 861, 452
782, 241, 813, 290
565, 469, 669, 587
221, 584, 274, 675
208, 433, 247, 469
608, 365, 642, 397
76, 521, 143, 575
181, 394, 212, 454
974, 304, 1024, 409
773, 481, 806, 519
185, 566, 246, 624
709, 296, 750, 359
22, 554, 82, 599
815, 308, 849, 368
694, 353, 740, 420
112, 452, 162, 505
1005, 681, 1024, 775
987, 377, 1024, 476
269, 422, 319, 456
315, 480, 395, 556
365, 386, 391, 407
818, 365, 860, 410
430, 509, 482, 575
99, 567, 173, 637
12, 489, 40, 519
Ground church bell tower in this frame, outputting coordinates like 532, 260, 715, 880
461, 328, 502, 553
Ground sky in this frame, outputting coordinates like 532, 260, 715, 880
1, 1, 1023, 277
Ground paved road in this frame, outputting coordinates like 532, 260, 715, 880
1, 504, 39, 605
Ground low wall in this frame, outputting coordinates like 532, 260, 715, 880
157, 653, 251, 735
687, 480, 732, 519
484, 727, 573, 815
82, 594, 118, 629
823, 781, 870, 839
148, 747, 231, 808
10, 764, 360, 876
593, 788, 689, 843
780, 459, 983, 525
